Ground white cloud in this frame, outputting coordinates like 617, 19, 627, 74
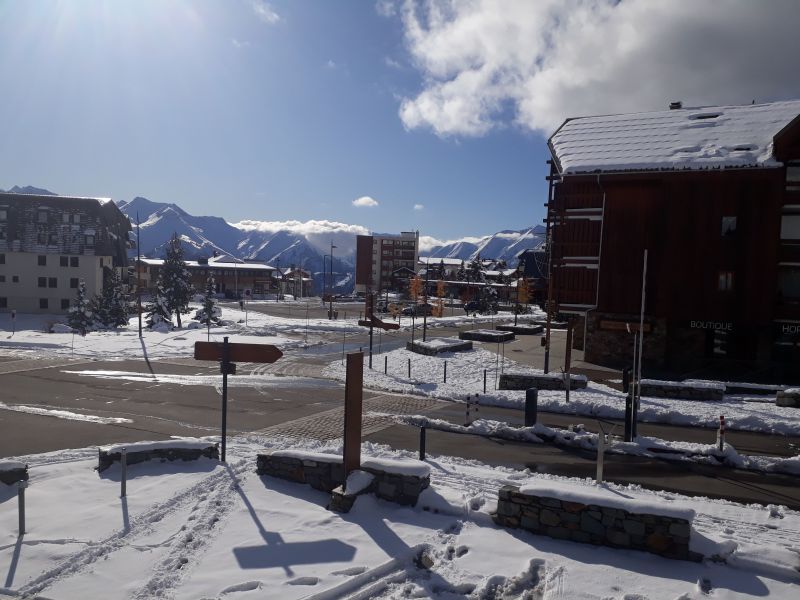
250, 0, 280, 24
352, 196, 379, 207
231, 38, 251, 49
375, 0, 398, 18
326, 59, 338, 69
232, 219, 370, 256
413, 203, 424, 211
384, 56, 404, 70
418, 234, 485, 253
396, 0, 800, 137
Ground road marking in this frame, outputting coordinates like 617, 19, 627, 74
0, 356, 91, 375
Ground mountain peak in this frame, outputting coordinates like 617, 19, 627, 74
2, 185, 57, 196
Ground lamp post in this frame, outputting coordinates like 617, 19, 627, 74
515, 259, 525, 326
322, 255, 328, 305
329, 242, 337, 320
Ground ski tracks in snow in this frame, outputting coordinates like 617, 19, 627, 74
16, 460, 249, 599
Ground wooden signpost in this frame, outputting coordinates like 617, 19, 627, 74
194, 338, 283, 461
357, 292, 400, 369
343, 352, 364, 474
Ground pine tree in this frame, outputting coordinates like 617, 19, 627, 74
456, 261, 466, 281
68, 279, 94, 335
438, 259, 445, 280
468, 254, 484, 282
195, 276, 221, 326
105, 269, 130, 328
161, 233, 193, 328
145, 275, 172, 329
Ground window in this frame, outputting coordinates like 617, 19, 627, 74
60, 256, 68, 267
48, 277, 57, 288
788, 162, 800, 191
62, 213, 70, 224
38, 255, 47, 266
37, 232, 47, 244
0, 297, 6, 308
48, 233, 59, 245
0, 226, 5, 240
718, 271, 734, 292
70, 257, 79, 267
61, 299, 70, 310
85, 235, 95, 246
37, 210, 48, 223
12, 275, 18, 283
73, 214, 80, 224
70, 278, 79, 289
721, 216, 736, 237
778, 268, 800, 300
0, 209, 6, 221
39, 298, 48, 309
781, 215, 800, 240
38, 277, 47, 288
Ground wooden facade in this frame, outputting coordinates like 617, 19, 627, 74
547, 110, 800, 380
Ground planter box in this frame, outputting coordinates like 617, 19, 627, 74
98, 440, 219, 472
459, 329, 515, 343
496, 324, 544, 335
0, 461, 28, 485
640, 379, 724, 401
499, 372, 588, 391
407, 338, 473, 356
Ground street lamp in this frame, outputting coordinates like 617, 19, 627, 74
329, 242, 337, 320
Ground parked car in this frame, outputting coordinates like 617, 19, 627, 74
402, 303, 434, 316
463, 300, 481, 313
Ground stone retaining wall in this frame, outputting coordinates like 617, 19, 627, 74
0, 466, 28, 486
777, 389, 800, 408
499, 372, 588, 391
256, 453, 430, 507
493, 485, 700, 561
406, 340, 473, 356
98, 444, 219, 473
458, 330, 515, 343
640, 380, 724, 401
496, 324, 544, 335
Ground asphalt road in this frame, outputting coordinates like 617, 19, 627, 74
1, 319, 799, 509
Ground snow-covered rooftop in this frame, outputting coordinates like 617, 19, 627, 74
549, 99, 800, 175
138, 257, 273, 270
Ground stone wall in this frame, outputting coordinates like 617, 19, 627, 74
583, 312, 667, 369
256, 453, 430, 507
493, 485, 700, 562
97, 444, 219, 473
496, 324, 544, 335
499, 372, 588, 391
777, 389, 800, 408
0, 465, 28, 486
256, 453, 345, 492
406, 340, 473, 356
640, 380, 724, 401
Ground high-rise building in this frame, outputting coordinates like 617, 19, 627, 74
354, 231, 419, 294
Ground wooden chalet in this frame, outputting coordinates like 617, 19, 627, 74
545, 99, 800, 379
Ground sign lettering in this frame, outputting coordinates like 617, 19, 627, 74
689, 320, 733, 332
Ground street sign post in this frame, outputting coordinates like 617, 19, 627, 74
357, 292, 399, 370
194, 339, 283, 461
343, 352, 363, 474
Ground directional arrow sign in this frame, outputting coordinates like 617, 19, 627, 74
194, 341, 283, 363
357, 316, 400, 331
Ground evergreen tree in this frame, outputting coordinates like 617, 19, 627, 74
456, 261, 466, 281
438, 259, 445, 280
468, 254, 484, 282
479, 284, 498, 314
145, 275, 173, 328
68, 279, 94, 335
161, 233, 193, 327
105, 269, 130, 328
195, 276, 221, 326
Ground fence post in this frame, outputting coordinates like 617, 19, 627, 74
419, 426, 427, 460
483, 369, 487, 394
525, 388, 538, 426
384, 355, 388, 375
465, 395, 471, 426
407, 358, 411, 379
596, 433, 605, 484
121, 447, 127, 498
474, 394, 480, 421
18, 480, 27, 535
717, 415, 725, 452
443, 360, 447, 383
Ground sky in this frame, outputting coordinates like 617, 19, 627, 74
1, 0, 799, 245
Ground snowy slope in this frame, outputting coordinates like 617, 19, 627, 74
425, 226, 546, 265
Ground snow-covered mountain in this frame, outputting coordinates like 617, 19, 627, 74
0, 185, 57, 195
423, 226, 546, 264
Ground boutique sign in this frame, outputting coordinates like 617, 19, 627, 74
689, 320, 733, 332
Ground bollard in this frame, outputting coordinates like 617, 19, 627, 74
121, 447, 127, 498
483, 369, 487, 394
443, 360, 447, 384
525, 388, 538, 426
622, 367, 631, 394
419, 426, 427, 460
465, 396, 471, 426
384, 355, 388, 375
407, 358, 411, 379
623, 391, 634, 442
474, 394, 480, 421
596, 433, 605, 484
717, 415, 726, 452
18, 480, 27, 535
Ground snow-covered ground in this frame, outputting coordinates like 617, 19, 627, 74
324, 347, 800, 436
1, 436, 798, 599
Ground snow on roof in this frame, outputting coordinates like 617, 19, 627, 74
138, 257, 273, 270
361, 457, 431, 478
419, 257, 463, 266
550, 99, 800, 174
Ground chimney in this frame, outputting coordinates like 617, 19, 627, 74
669, 101, 682, 110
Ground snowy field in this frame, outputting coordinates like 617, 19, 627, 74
324, 347, 800, 436
1, 436, 798, 599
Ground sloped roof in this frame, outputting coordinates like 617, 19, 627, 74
549, 99, 800, 175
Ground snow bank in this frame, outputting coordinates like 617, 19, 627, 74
344, 470, 374, 495
361, 456, 431, 478
642, 378, 725, 391
518, 480, 696, 521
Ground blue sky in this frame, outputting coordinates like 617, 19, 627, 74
1, 1, 798, 244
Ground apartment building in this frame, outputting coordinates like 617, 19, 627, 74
354, 231, 419, 294
0, 192, 131, 313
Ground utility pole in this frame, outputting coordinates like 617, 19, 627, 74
136, 212, 142, 338
275, 259, 281, 302
422, 264, 430, 341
